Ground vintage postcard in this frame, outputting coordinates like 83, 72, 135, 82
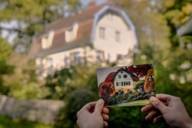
97, 64, 155, 107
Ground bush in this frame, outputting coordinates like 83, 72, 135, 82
9, 82, 50, 100
55, 89, 96, 128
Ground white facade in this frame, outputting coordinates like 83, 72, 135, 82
36, 47, 105, 77
93, 13, 137, 62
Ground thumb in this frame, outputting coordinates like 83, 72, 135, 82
94, 99, 104, 115
150, 96, 167, 114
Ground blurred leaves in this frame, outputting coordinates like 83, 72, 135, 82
9, 82, 50, 100
0, 38, 12, 60
55, 89, 96, 128
45, 65, 99, 99
0, 0, 61, 21
0, 60, 13, 75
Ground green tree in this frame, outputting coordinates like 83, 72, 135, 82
0, 0, 80, 52
45, 65, 99, 99
0, 38, 12, 60
0, 38, 13, 94
162, 0, 192, 47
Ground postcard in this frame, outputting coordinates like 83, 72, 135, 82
97, 64, 155, 107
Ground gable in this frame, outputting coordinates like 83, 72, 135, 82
114, 70, 133, 87
91, 5, 136, 42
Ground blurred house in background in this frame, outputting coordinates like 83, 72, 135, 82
30, 1, 138, 78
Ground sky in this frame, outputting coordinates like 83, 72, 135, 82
81, 0, 106, 7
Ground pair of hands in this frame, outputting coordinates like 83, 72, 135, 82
76, 94, 192, 128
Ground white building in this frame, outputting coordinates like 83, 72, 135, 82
30, 2, 138, 78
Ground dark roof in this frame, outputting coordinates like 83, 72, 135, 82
177, 17, 192, 36
35, 38, 92, 58
44, 6, 102, 32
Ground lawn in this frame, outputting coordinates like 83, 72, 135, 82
0, 116, 53, 128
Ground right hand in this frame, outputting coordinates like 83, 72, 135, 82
141, 94, 192, 128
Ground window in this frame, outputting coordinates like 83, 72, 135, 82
99, 27, 105, 39
64, 56, 69, 67
71, 51, 83, 65
115, 30, 120, 42
46, 57, 54, 75
46, 57, 53, 67
41, 31, 54, 49
65, 23, 79, 42
96, 50, 104, 62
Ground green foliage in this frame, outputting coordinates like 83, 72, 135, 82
0, 78, 9, 95
0, 0, 65, 52
9, 82, 50, 100
109, 107, 167, 128
0, 0, 61, 21
45, 68, 75, 99
0, 60, 14, 75
0, 38, 13, 95
0, 115, 53, 128
0, 38, 12, 60
0, 60, 13, 95
45, 65, 99, 99
55, 89, 96, 128
162, 0, 192, 47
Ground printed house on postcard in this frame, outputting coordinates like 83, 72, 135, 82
97, 64, 155, 105
30, 2, 138, 78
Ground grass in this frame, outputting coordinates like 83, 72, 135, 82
0, 116, 53, 128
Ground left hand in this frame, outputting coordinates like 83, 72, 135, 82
76, 99, 109, 128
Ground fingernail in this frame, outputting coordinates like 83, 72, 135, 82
150, 96, 156, 102
141, 107, 145, 112
98, 99, 104, 105
150, 97, 160, 106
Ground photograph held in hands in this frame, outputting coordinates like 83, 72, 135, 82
97, 64, 155, 107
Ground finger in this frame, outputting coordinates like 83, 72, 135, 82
145, 110, 158, 120
94, 99, 104, 114
141, 104, 153, 113
150, 96, 168, 114
76, 119, 79, 126
153, 115, 162, 123
102, 114, 109, 121
104, 121, 108, 127
156, 94, 172, 101
76, 111, 80, 118
102, 107, 109, 114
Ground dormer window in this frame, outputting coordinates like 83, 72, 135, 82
41, 31, 54, 49
99, 27, 105, 39
65, 23, 79, 42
